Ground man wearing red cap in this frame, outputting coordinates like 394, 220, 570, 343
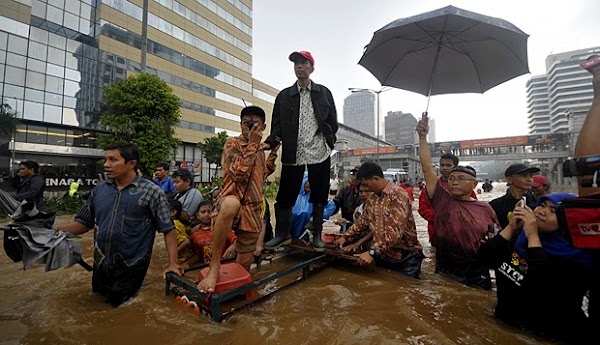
262, 51, 338, 252
531, 174, 550, 199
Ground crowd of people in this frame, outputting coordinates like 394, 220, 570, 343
3, 50, 599, 344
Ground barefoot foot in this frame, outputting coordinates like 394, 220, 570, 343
197, 265, 220, 293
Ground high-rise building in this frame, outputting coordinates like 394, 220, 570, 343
0, 0, 277, 185
526, 75, 550, 134
384, 111, 418, 145
343, 92, 376, 137
428, 117, 436, 144
526, 47, 599, 136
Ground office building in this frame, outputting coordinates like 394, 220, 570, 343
384, 111, 418, 146
343, 92, 376, 137
526, 47, 599, 137
0, 0, 277, 185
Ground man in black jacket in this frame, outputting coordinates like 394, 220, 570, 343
263, 51, 338, 251
15, 160, 47, 212
333, 165, 362, 225
489, 163, 539, 229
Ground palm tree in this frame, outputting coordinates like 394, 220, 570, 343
0, 100, 19, 141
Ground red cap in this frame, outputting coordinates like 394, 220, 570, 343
532, 175, 550, 187
289, 51, 314, 65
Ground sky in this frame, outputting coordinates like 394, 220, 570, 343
252, 0, 600, 142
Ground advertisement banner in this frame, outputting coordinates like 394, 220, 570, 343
460, 136, 528, 148
352, 146, 397, 155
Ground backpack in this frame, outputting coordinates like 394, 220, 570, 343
557, 194, 600, 249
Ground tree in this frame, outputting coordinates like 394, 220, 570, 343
197, 131, 228, 181
99, 73, 181, 175
0, 100, 20, 141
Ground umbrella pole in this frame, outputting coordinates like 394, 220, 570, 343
425, 35, 444, 113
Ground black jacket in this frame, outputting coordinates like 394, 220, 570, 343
15, 174, 47, 212
333, 184, 361, 222
489, 189, 536, 229
265, 81, 338, 165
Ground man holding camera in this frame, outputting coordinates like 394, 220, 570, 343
262, 51, 338, 252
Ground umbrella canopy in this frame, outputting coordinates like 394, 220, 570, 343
358, 5, 529, 98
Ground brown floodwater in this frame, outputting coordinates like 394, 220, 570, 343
0, 183, 560, 344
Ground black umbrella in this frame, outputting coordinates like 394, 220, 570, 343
358, 5, 529, 111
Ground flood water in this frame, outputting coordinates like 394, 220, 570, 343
0, 182, 560, 345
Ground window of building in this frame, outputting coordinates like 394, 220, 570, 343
47, 46, 66, 65
47, 127, 66, 146
31, 0, 47, 18
4, 66, 25, 87
28, 41, 47, 61
3, 84, 24, 101
25, 88, 45, 103
45, 75, 64, 94
46, 63, 65, 78
27, 58, 46, 74
26, 71, 46, 91
7, 35, 27, 56
23, 101, 44, 121
44, 104, 62, 124
46, 5, 64, 26
45, 92, 63, 107
61, 108, 78, 127
6, 52, 26, 68
26, 124, 47, 144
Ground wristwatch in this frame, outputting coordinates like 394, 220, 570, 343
368, 249, 375, 256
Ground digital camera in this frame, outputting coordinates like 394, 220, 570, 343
563, 154, 600, 187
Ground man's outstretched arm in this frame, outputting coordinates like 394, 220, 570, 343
417, 113, 437, 199
575, 67, 600, 196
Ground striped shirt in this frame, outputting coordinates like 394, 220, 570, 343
216, 135, 277, 233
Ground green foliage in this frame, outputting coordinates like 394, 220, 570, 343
0, 100, 20, 141
98, 73, 181, 175
45, 195, 85, 215
197, 131, 228, 179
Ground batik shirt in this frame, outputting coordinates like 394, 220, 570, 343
75, 176, 174, 267
346, 181, 422, 259
294, 81, 330, 165
216, 135, 277, 233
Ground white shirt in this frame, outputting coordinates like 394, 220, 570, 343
293, 81, 331, 166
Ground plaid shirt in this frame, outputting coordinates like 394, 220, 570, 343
75, 176, 174, 266
216, 135, 277, 233
346, 181, 422, 259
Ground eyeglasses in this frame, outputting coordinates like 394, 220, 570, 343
448, 176, 476, 183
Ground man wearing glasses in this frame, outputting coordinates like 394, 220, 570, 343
417, 114, 499, 290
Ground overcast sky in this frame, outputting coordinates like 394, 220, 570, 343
252, 0, 600, 142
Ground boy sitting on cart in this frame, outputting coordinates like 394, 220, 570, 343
197, 106, 278, 293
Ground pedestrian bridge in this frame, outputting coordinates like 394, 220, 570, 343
337, 132, 572, 180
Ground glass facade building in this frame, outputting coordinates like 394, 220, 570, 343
0, 0, 277, 184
